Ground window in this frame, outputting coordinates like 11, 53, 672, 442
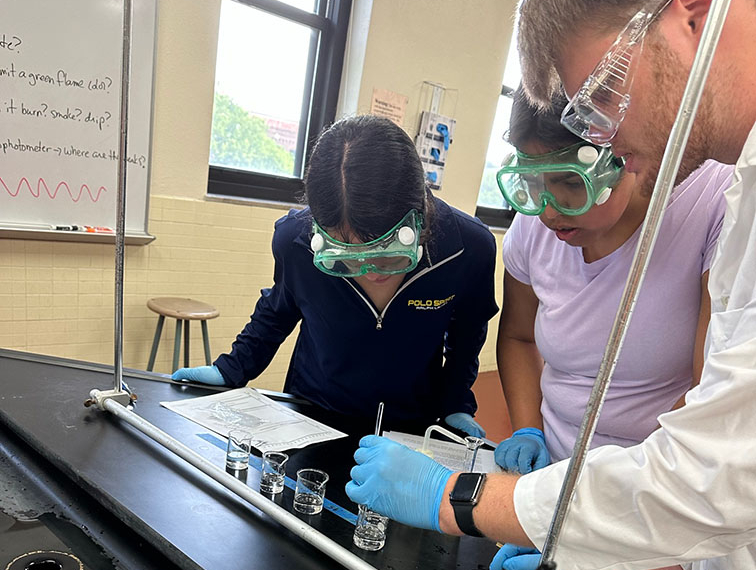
208, 0, 352, 202
475, 34, 521, 229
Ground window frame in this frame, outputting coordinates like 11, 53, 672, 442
474, 85, 518, 229
207, 0, 352, 203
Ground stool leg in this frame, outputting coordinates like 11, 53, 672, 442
184, 320, 190, 368
173, 319, 182, 372
201, 320, 211, 366
147, 315, 165, 372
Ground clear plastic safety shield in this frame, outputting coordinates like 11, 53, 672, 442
560, 0, 674, 146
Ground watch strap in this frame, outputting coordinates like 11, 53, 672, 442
452, 499, 484, 537
450, 473, 485, 537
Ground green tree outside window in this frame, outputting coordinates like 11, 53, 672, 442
210, 93, 295, 177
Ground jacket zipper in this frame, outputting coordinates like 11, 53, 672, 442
343, 249, 464, 330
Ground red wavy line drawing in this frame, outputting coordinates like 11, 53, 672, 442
0, 176, 107, 202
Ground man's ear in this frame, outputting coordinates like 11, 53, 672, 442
675, 0, 713, 38
660, 0, 713, 56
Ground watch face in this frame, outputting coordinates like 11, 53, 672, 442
450, 473, 485, 503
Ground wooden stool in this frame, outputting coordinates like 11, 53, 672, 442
146, 297, 220, 372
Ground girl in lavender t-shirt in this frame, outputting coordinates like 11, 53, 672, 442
495, 90, 733, 469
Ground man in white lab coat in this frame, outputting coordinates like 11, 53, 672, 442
345, 1, 756, 568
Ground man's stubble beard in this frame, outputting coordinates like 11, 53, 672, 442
640, 38, 717, 197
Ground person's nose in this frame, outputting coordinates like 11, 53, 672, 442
541, 203, 559, 221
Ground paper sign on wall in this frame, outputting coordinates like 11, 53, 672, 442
370, 88, 408, 127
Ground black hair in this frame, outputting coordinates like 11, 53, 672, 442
304, 114, 433, 243
508, 85, 624, 171
507, 85, 583, 151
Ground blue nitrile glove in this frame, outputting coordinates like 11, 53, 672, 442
494, 428, 550, 474
490, 544, 541, 570
171, 365, 226, 386
445, 412, 487, 438
346, 435, 452, 531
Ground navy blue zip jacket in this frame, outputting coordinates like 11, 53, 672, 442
214, 197, 498, 425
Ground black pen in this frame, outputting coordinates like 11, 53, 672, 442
55, 225, 80, 231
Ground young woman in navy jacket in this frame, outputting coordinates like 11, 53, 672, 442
173, 115, 498, 434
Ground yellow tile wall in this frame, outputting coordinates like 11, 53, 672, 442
0, 195, 295, 391
0, 196, 505, 391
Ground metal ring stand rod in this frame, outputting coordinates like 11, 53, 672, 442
88, 390, 378, 570
113, 0, 132, 395
537, 0, 732, 566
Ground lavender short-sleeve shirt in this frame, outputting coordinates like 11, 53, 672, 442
502, 160, 733, 460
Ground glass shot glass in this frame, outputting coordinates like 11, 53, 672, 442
260, 451, 288, 494
352, 504, 389, 551
293, 468, 329, 515
225, 430, 253, 470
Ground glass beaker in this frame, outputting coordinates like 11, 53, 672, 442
293, 468, 328, 515
353, 504, 389, 551
260, 451, 288, 494
225, 430, 253, 470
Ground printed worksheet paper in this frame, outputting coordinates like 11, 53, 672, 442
161, 388, 347, 453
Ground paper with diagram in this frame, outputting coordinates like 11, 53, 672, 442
161, 387, 347, 453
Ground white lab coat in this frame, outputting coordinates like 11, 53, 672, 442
513, 120, 756, 570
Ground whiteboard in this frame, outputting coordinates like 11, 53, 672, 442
0, 0, 156, 239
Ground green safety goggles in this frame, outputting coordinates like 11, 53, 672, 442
310, 209, 424, 278
496, 143, 624, 216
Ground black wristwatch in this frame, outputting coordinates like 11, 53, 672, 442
448, 472, 486, 537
